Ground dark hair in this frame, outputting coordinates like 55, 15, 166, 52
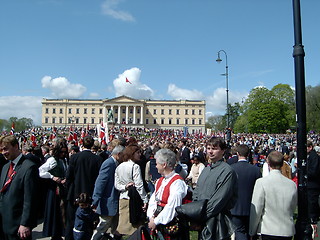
83, 135, 94, 149
71, 145, 80, 153
194, 152, 205, 163
206, 137, 227, 150
237, 144, 250, 158
307, 140, 313, 148
180, 139, 187, 145
122, 144, 140, 162
75, 193, 92, 205
52, 140, 68, 159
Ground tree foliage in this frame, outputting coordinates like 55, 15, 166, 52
0, 117, 34, 132
306, 85, 320, 131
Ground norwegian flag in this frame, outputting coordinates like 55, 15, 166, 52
68, 126, 74, 141
10, 122, 15, 135
50, 126, 57, 140
30, 129, 37, 147
99, 122, 106, 145
73, 128, 78, 145
125, 77, 132, 84
79, 127, 86, 145
86, 124, 90, 136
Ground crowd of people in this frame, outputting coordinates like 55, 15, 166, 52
0, 127, 320, 240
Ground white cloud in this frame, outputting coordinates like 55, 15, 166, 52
101, 0, 135, 22
41, 76, 86, 98
88, 92, 100, 98
206, 87, 249, 116
0, 96, 43, 125
167, 84, 205, 100
113, 67, 154, 99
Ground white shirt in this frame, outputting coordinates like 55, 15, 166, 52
147, 172, 187, 225
114, 160, 148, 203
39, 156, 67, 179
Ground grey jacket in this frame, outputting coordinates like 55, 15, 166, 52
193, 159, 238, 240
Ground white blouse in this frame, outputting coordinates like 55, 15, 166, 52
114, 160, 148, 203
147, 172, 187, 225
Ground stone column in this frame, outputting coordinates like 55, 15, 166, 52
103, 105, 107, 124
133, 106, 136, 124
117, 106, 121, 124
126, 106, 129, 124
140, 105, 144, 125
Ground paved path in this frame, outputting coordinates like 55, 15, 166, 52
32, 222, 50, 240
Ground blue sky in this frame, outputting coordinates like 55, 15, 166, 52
0, 0, 319, 125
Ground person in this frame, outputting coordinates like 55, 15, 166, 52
39, 139, 68, 240
306, 140, 320, 228
226, 146, 238, 165
91, 145, 125, 240
230, 144, 261, 240
42, 145, 52, 162
186, 154, 205, 189
114, 144, 148, 236
280, 154, 292, 179
73, 193, 98, 240
65, 135, 103, 240
147, 148, 188, 240
0, 135, 39, 240
193, 137, 237, 240
178, 139, 191, 171
249, 150, 297, 240
145, 148, 161, 194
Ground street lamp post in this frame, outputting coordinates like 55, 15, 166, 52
216, 50, 229, 129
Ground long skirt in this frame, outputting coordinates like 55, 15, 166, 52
42, 182, 65, 238
117, 199, 143, 235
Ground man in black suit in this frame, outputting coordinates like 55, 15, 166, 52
230, 144, 261, 240
178, 139, 191, 170
0, 135, 39, 240
65, 135, 103, 240
306, 140, 320, 228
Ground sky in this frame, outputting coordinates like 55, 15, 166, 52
0, 0, 319, 126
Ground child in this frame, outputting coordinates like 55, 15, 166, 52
73, 193, 98, 240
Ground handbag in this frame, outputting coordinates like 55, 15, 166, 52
128, 164, 145, 224
175, 199, 208, 222
158, 218, 180, 236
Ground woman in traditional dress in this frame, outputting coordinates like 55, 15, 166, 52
39, 139, 68, 240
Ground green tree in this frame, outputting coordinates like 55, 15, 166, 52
241, 87, 290, 133
206, 115, 225, 132
271, 83, 296, 129
306, 85, 320, 131
3, 117, 34, 132
228, 102, 241, 130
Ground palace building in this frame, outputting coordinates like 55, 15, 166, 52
41, 95, 206, 133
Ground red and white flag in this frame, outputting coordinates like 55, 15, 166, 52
99, 122, 106, 145
10, 122, 15, 135
125, 78, 132, 84
68, 126, 74, 141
